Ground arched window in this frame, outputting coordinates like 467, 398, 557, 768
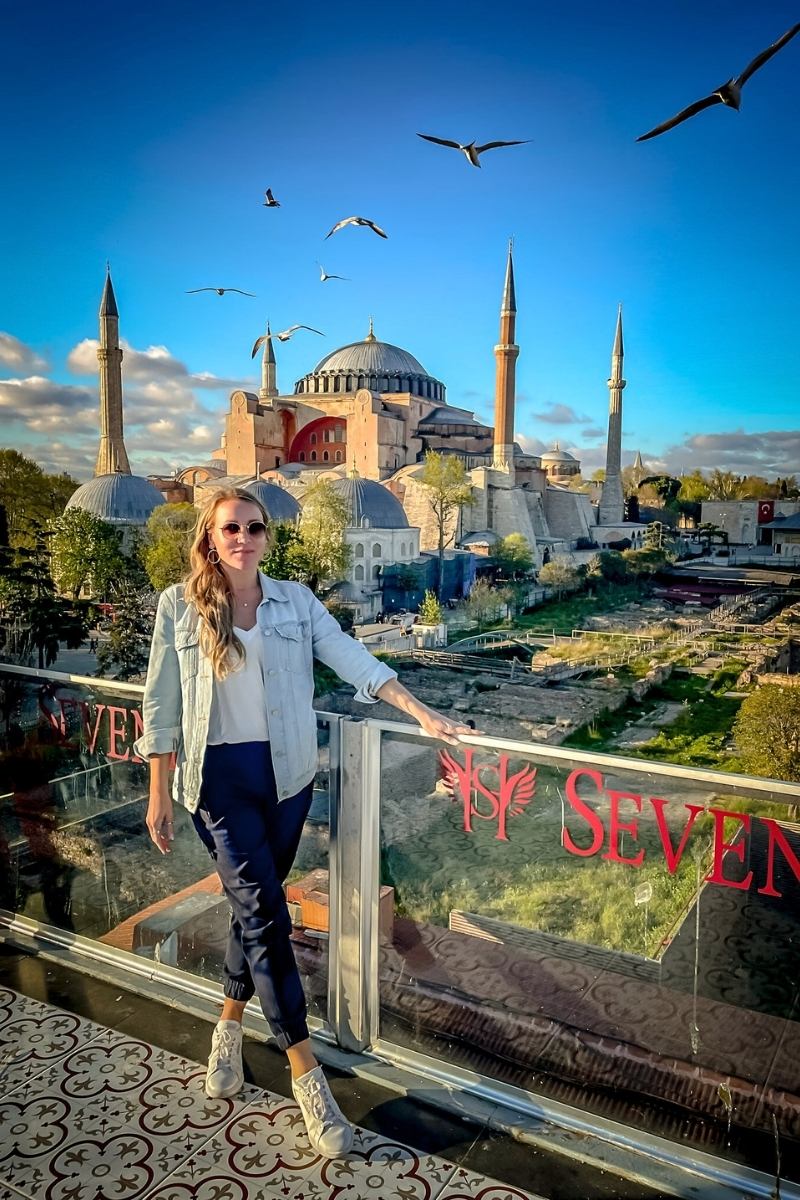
310, 432, 317, 444
311, 451, 317, 461
372, 564, 381, 580
372, 543, 382, 558
335, 450, 342, 462
323, 451, 329, 461
355, 564, 364, 581
400, 541, 406, 557
355, 543, 364, 558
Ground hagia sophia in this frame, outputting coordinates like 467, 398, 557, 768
66, 250, 643, 618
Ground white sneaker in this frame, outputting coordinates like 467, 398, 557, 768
205, 1019, 244, 1098
291, 1064, 354, 1158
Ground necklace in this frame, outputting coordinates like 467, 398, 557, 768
233, 585, 261, 609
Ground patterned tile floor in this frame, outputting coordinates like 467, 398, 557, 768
0, 985, 543, 1200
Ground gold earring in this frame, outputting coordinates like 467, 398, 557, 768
208, 547, 220, 565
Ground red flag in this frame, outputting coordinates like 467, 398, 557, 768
757, 500, 775, 524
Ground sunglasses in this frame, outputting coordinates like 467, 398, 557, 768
218, 520, 268, 538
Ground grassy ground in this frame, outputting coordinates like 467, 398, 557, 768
563, 661, 749, 770
512, 583, 646, 635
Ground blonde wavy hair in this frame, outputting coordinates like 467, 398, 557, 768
184, 487, 274, 680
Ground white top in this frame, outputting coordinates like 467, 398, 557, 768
207, 625, 270, 745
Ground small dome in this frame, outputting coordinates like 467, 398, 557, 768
242, 479, 301, 523
541, 443, 578, 464
459, 529, 500, 547
66, 473, 164, 525
328, 476, 409, 529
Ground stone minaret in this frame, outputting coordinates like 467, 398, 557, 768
95, 267, 130, 476
259, 322, 278, 402
598, 305, 626, 526
492, 241, 518, 477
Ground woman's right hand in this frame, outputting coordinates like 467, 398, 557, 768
146, 792, 174, 855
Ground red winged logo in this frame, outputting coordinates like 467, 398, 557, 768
438, 747, 536, 842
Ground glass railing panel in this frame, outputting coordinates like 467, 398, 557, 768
0, 666, 333, 1029
375, 724, 800, 1177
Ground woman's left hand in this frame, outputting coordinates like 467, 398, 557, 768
416, 707, 481, 746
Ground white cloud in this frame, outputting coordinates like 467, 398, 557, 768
67, 337, 246, 391
659, 430, 800, 477
0, 333, 48, 373
532, 403, 592, 425
0, 332, 249, 480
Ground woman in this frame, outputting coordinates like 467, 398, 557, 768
134, 487, 471, 1158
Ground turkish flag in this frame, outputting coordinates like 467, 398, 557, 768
758, 500, 775, 524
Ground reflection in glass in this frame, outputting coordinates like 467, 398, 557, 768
0, 668, 331, 1025
378, 728, 800, 1171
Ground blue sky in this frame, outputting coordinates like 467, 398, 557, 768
1, 0, 799, 479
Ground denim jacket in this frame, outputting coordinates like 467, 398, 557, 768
133, 573, 397, 812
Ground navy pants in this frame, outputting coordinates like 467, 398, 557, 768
192, 742, 313, 1050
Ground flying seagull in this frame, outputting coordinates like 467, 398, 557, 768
251, 325, 324, 355
317, 262, 349, 282
417, 133, 530, 167
272, 323, 324, 342
637, 21, 800, 141
263, 188, 280, 207
325, 216, 387, 239
186, 287, 256, 296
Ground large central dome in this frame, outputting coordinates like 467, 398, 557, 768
294, 322, 445, 402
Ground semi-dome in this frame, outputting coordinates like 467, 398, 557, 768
66, 473, 165, 526
328, 476, 409, 529
294, 321, 445, 403
243, 479, 301, 523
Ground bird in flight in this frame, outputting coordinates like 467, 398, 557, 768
186, 287, 255, 296
417, 133, 530, 167
326, 216, 387, 239
263, 188, 280, 207
317, 262, 349, 282
637, 21, 800, 141
251, 325, 324, 356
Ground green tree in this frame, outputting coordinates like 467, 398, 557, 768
96, 589, 153, 680
622, 547, 670, 576
643, 521, 668, 551
461, 578, 507, 629
707, 469, 748, 501
261, 522, 303, 581
0, 449, 77, 548
418, 589, 444, 625
0, 522, 86, 667
292, 479, 351, 593
678, 471, 711, 503
493, 533, 534, 578
538, 557, 581, 599
734, 686, 800, 783
141, 502, 197, 590
51, 507, 126, 599
588, 550, 629, 585
419, 451, 473, 597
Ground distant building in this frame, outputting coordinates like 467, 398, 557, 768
765, 513, 800, 558
700, 500, 800, 549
